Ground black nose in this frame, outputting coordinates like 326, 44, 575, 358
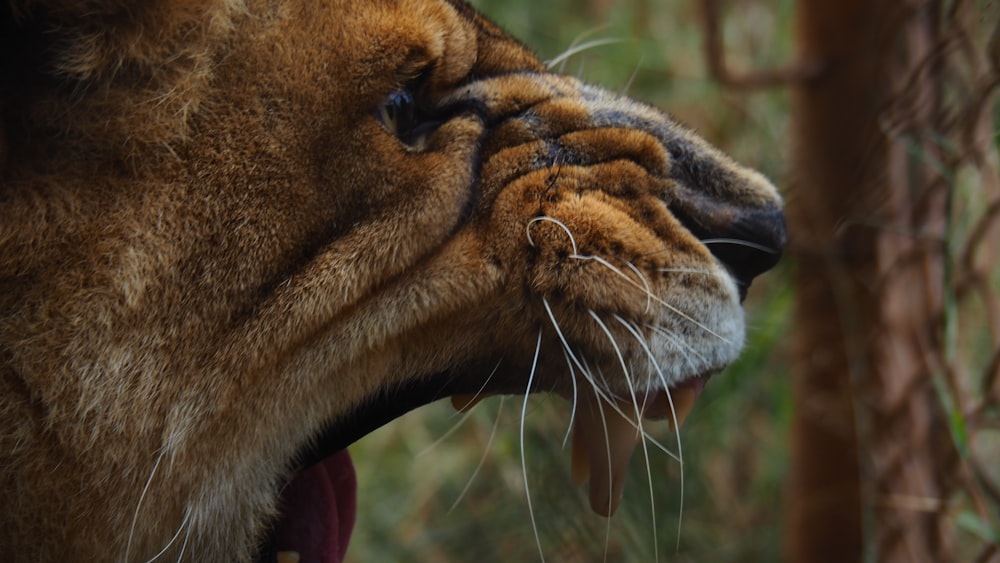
669, 199, 787, 301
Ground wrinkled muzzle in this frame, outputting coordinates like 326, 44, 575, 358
446, 73, 785, 290
437, 73, 786, 516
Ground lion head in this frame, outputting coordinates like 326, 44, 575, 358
0, 0, 785, 560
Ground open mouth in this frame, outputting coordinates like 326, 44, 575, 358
260, 373, 709, 562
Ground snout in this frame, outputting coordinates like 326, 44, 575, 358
669, 195, 787, 301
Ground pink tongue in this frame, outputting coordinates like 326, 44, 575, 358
272, 450, 357, 563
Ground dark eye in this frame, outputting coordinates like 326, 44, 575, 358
376, 86, 443, 149
376, 89, 417, 140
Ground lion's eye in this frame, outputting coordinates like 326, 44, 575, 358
377, 89, 417, 140
376, 87, 441, 150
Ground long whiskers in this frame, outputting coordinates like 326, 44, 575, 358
126, 448, 165, 562
176, 510, 193, 563
543, 298, 654, 451
615, 316, 688, 553
549, 25, 610, 74
559, 347, 580, 448
528, 214, 725, 340
526, 216, 579, 255
521, 329, 546, 563
417, 361, 502, 457
545, 300, 678, 460
647, 324, 709, 369
621, 55, 644, 96
623, 260, 653, 315
656, 266, 715, 276
143, 505, 192, 563
589, 311, 657, 562
700, 237, 781, 255
546, 38, 625, 72
542, 297, 586, 446
449, 397, 507, 513
590, 380, 617, 563
540, 300, 623, 559
570, 252, 732, 343
526, 214, 731, 557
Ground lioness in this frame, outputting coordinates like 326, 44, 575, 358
0, 0, 786, 561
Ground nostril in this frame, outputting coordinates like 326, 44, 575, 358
669, 200, 787, 301
702, 237, 783, 301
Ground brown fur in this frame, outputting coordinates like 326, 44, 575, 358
0, 0, 784, 560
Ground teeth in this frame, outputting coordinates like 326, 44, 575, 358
450, 394, 487, 412
276, 552, 300, 563
666, 386, 698, 431
571, 396, 641, 517
571, 387, 698, 517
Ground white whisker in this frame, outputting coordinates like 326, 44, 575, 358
541, 313, 620, 558
589, 311, 655, 554
617, 315, 693, 558
639, 444, 660, 563
621, 55, 644, 96
560, 347, 580, 448
630, 325, 690, 550
592, 383, 615, 562
176, 508, 193, 563
542, 298, 613, 414
526, 215, 579, 255
546, 38, 625, 71
667, 383, 685, 551
700, 237, 780, 254
553, 26, 611, 73
571, 253, 731, 343
541, 297, 597, 389
449, 397, 506, 513
588, 312, 640, 418
648, 324, 708, 368
617, 324, 661, 562
416, 361, 502, 457
568, 360, 654, 447
126, 448, 166, 562
640, 434, 681, 463
624, 261, 653, 315
144, 504, 191, 562
521, 329, 546, 563
541, 298, 583, 447
545, 314, 675, 442
655, 267, 714, 276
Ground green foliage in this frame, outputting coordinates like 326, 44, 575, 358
958, 512, 1000, 546
348, 1, 795, 560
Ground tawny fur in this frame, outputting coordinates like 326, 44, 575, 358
0, 0, 783, 560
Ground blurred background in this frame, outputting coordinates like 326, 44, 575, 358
347, 1, 999, 561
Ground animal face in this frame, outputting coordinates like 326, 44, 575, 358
0, 0, 785, 560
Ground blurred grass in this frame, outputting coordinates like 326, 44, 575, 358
347, 1, 796, 561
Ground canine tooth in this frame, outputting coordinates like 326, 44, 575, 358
450, 394, 486, 412
573, 397, 641, 517
570, 385, 702, 515
666, 386, 698, 431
